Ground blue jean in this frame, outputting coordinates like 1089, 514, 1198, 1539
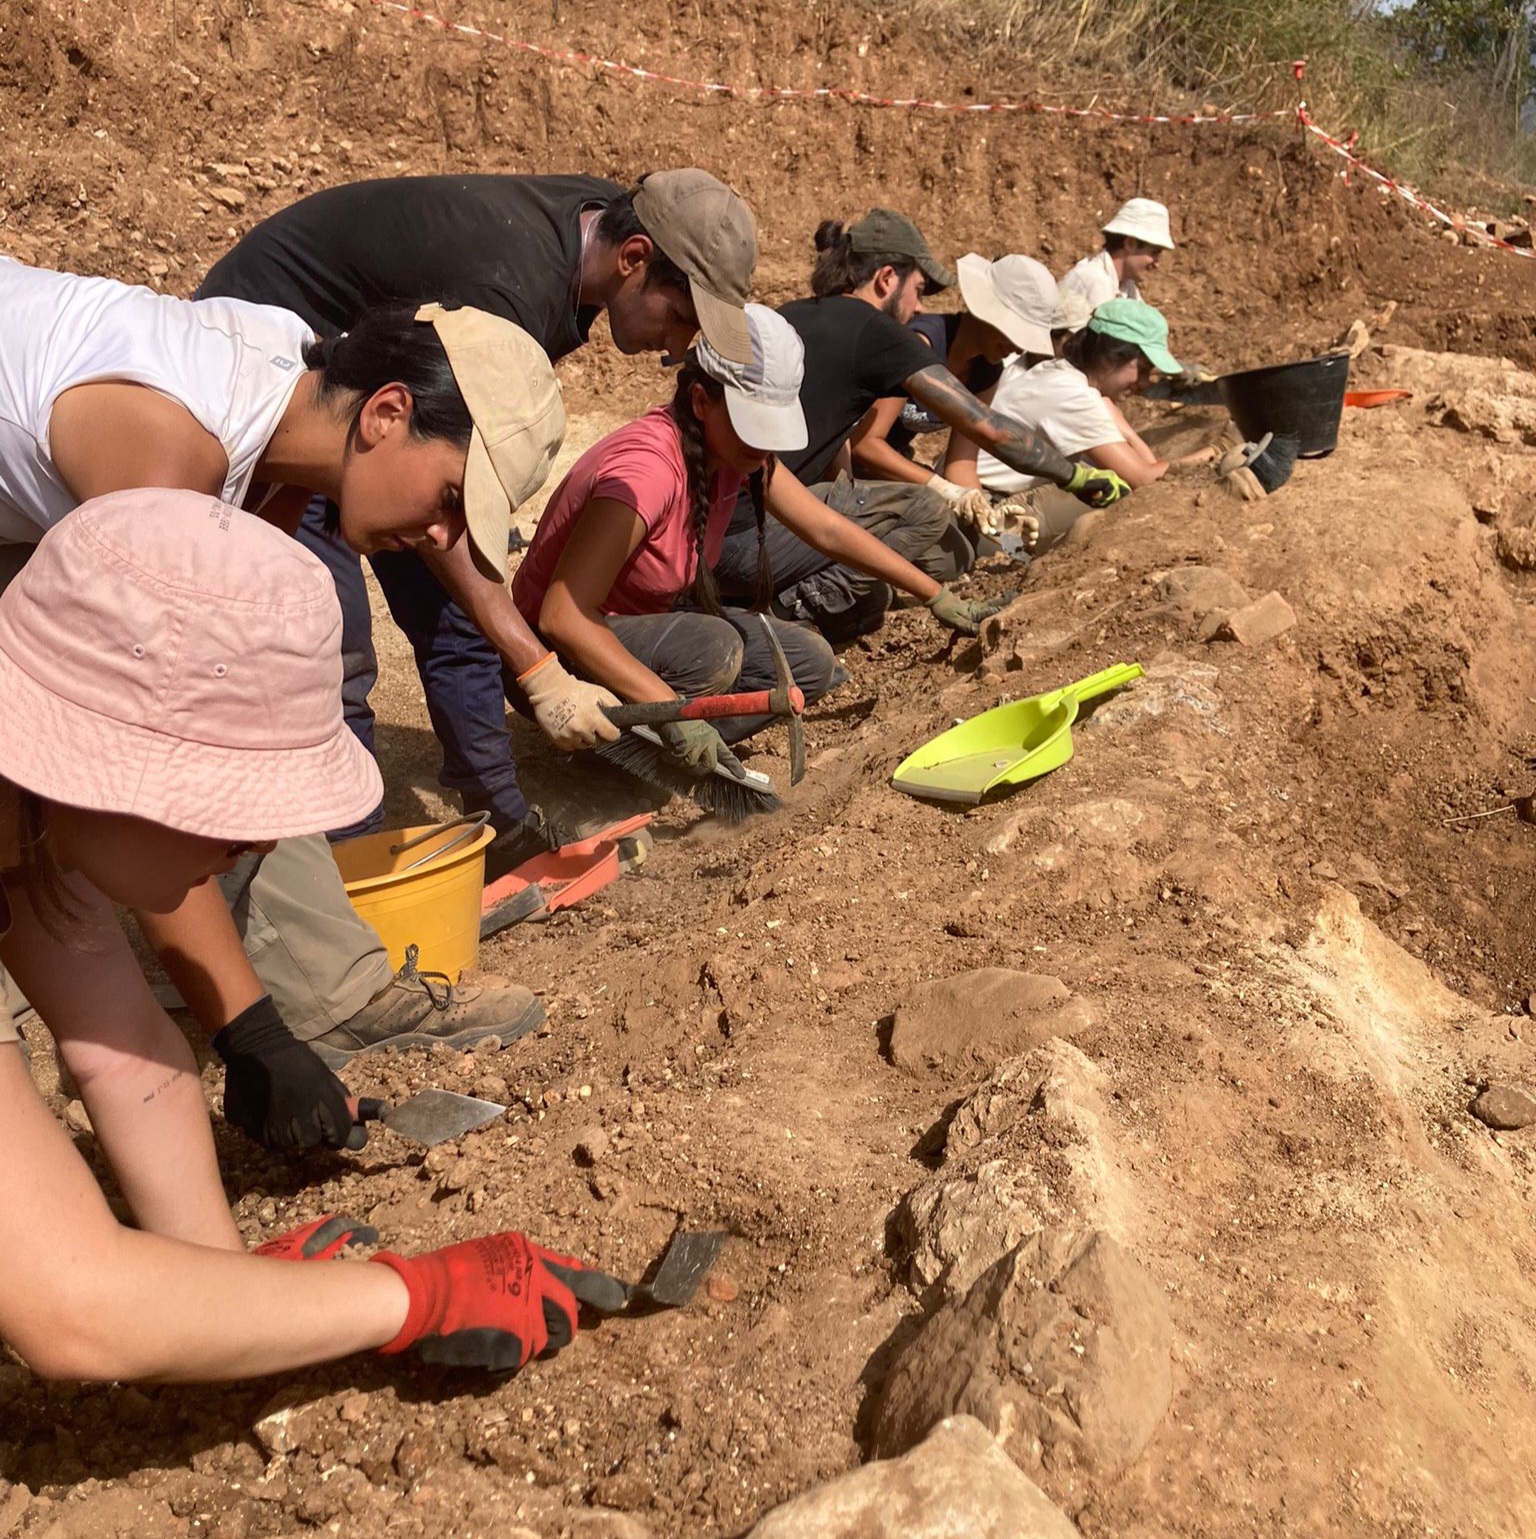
296, 497, 528, 835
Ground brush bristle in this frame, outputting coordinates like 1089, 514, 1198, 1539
1250, 433, 1301, 493
596, 734, 781, 824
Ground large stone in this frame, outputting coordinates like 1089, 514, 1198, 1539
875, 1229, 1172, 1505
1156, 565, 1250, 623
744, 1415, 1078, 1539
889, 970, 1096, 1078
1209, 590, 1296, 647
1471, 1083, 1536, 1131
895, 1043, 1126, 1306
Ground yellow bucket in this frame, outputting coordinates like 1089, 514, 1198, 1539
331, 815, 495, 983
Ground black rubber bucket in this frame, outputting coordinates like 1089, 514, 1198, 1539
1217, 354, 1350, 459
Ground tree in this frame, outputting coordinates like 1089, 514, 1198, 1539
1389, 0, 1535, 124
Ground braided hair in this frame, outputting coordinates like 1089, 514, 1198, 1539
669, 363, 776, 614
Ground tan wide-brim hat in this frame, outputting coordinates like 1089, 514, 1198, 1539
415, 304, 566, 582
957, 253, 1057, 355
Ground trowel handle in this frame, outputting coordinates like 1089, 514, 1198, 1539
604, 687, 804, 727
1062, 662, 1144, 705
348, 1097, 389, 1125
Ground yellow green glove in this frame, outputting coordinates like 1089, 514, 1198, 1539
1064, 463, 1132, 508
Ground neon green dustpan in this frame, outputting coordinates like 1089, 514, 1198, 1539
891, 662, 1145, 805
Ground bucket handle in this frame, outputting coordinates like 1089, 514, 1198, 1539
389, 812, 492, 874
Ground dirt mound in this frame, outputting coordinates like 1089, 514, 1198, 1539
10, 1, 1536, 1535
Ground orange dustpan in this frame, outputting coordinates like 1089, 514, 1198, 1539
1344, 389, 1412, 408
480, 813, 653, 937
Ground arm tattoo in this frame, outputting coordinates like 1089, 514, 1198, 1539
906, 364, 1075, 487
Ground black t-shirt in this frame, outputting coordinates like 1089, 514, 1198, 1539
888, 312, 1004, 460
199, 174, 625, 360
777, 296, 940, 484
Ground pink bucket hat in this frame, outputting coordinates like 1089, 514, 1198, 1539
0, 489, 382, 841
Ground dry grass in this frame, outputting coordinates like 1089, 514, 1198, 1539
894, 0, 1536, 211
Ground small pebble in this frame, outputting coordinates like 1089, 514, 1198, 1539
705, 1272, 739, 1303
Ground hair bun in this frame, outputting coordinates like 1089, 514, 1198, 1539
812, 220, 846, 252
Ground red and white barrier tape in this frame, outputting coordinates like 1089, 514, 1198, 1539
1284, 60, 1534, 258
363, 11, 1532, 260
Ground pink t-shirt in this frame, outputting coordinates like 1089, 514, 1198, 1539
513, 405, 744, 626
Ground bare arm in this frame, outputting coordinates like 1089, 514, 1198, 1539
766, 467, 941, 602
49, 382, 229, 503
0, 1045, 407, 1381
904, 365, 1075, 488
538, 499, 680, 705
1086, 433, 1167, 488
420, 538, 550, 677
848, 398, 930, 486
2, 873, 241, 1251
941, 430, 983, 490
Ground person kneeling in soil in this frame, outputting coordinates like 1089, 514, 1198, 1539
511, 304, 1009, 782
846, 252, 1062, 542
712, 213, 1130, 641
0, 490, 613, 1381
0, 255, 573, 1154
1058, 198, 1174, 309
948, 299, 1211, 553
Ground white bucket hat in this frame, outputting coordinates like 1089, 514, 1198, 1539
1050, 290, 1094, 335
1102, 198, 1174, 250
956, 254, 1057, 355
694, 302, 808, 453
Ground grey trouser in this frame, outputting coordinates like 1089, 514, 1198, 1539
999, 484, 1093, 557
0, 541, 392, 1042
716, 475, 975, 638
606, 609, 839, 744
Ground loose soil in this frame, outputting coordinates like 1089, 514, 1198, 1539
7, 2, 1536, 1536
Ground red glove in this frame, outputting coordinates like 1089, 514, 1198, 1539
255, 1214, 378, 1262
371, 1231, 593, 1372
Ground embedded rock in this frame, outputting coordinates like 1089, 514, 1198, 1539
744, 1415, 1078, 1539
875, 1230, 1172, 1504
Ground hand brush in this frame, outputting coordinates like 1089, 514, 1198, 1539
593, 688, 793, 824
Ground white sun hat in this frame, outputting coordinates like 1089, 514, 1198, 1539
1102, 198, 1174, 250
694, 302, 808, 453
956, 253, 1058, 355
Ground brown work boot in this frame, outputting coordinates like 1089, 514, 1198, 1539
308, 944, 544, 1069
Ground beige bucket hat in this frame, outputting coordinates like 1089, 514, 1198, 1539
956, 253, 1058, 355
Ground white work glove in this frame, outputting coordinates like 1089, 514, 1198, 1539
926, 472, 1003, 538
518, 654, 622, 751
993, 492, 1041, 551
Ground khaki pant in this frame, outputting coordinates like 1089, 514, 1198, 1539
0, 541, 392, 1040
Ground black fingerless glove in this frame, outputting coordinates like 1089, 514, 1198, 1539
213, 996, 364, 1152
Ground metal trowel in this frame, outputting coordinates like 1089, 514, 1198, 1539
565, 1230, 731, 1314
352, 1090, 507, 1146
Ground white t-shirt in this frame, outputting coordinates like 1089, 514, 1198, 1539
977, 357, 1124, 495
1057, 249, 1139, 312
0, 257, 313, 544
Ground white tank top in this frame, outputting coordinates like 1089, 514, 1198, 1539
0, 257, 314, 544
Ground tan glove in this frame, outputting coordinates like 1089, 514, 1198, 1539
927, 472, 1003, 538
994, 491, 1041, 551
517, 654, 622, 750
924, 471, 971, 505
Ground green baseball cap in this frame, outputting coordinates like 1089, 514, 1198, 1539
848, 209, 954, 291
1089, 298, 1181, 375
